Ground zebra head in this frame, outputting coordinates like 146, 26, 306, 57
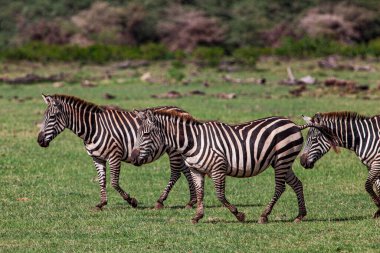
131, 109, 164, 166
37, 94, 66, 147
300, 114, 338, 169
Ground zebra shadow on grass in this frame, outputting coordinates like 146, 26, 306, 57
163, 203, 265, 210
110, 202, 264, 210
203, 215, 369, 224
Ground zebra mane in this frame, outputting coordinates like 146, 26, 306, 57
51, 94, 125, 113
315, 111, 368, 121
151, 108, 200, 123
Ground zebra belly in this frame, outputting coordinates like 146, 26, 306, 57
184, 151, 222, 175
225, 159, 271, 178
184, 158, 209, 174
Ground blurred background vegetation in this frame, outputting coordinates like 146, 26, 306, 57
1, 0, 380, 63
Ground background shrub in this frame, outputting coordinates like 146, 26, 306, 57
192, 47, 225, 67
232, 47, 260, 67
140, 43, 170, 61
157, 4, 225, 52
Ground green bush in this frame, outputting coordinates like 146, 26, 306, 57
275, 37, 341, 57
3, 38, 380, 64
367, 38, 380, 58
0, 42, 143, 63
232, 47, 260, 67
167, 66, 185, 82
140, 43, 170, 60
338, 44, 368, 58
192, 46, 224, 67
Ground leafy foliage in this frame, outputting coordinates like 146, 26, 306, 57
157, 4, 225, 52
232, 47, 261, 67
192, 46, 224, 67
1, 0, 380, 50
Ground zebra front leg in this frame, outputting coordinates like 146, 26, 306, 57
168, 151, 196, 208
211, 171, 245, 222
285, 169, 307, 223
155, 164, 181, 209
190, 169, 205, 224
109, 158, 138, 208
365, 168, 380, 218
92, 158, 107, 210
259, 169, 287, 224
155, 152, 196, 209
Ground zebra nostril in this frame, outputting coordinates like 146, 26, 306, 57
300, 153, 308, 167
37, 132, 50, 147
131, 148, 140, 163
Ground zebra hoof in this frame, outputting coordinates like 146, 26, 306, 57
373, 210, 380, 219
95, 201, 107, 210
191, 213, 203, 224
235, 212, 246, 222
258, 216, 268, 224
185, 204, 193, 209
128, 198, 138, 208
155, 202, 164, 210
191, 218, 199, 224
293, 217, 303, 223
93, 206, 103, 212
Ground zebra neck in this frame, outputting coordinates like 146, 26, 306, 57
325, 118, 363, 151
161, 117, 200, 155
64, 107, 100, 143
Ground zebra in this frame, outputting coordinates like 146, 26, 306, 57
130, 109, 334, 223
300, 112, 380, 218
37, 94, 196, 210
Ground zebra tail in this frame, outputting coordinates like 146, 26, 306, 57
297, 123, 312, 130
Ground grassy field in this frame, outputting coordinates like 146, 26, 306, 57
1, 58, 380, 252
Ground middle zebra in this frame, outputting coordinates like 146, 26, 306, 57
131, 109, 324, 223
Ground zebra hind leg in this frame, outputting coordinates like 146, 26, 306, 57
259, 169, 286, 224
92, 158, 108, 210
285, 169, 307, 223
109, 159, 138, 208
211, 172, 245, 222
190, 169, 205, 224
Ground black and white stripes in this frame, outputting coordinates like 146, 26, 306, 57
300, 112, 380, 218
37, 94, 196, 209
131, 109, 307, 223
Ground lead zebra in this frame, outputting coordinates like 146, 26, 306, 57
300, 112, 380, 218
130, 109, 334, 223
37, 94, 196, 209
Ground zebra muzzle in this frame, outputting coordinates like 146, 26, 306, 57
37, 132, 49, 147
131, 148, 141, 165
300, 153, 314, 169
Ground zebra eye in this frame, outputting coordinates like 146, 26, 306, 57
142, 132, 150, 137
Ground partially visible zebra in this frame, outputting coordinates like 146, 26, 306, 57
300, 112, 380, 218
130, 109, 333, 223
37, 94, 196, 209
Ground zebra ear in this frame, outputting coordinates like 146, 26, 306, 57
51, 98, 63, 111
314, 112, 322, 123
146, 110, 156, 123
301, 115, 312, 124
42, 94, 52, 105
134, 110, 147, 120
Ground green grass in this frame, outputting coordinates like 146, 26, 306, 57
1, 58, 380, 252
